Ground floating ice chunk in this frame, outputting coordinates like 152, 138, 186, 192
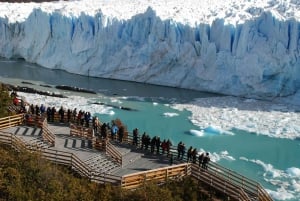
189, 129, 204, 137
266, 188, 294, 201
210, 150, 235, 162
291, 180, 300, 192
163, 112, 179, 117
204, 125, 223, 134
286, 167, 300, 177
249, 159, 283, 178
220, 151, 235, 161
204, 125, 234, 135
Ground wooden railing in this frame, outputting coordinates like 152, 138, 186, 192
92, 137, 106, 151
106, 140, 123, 166
0, 130, 27, 151
41, 118, 55, 146
0, 113, 24, 130
7, 104, 21, 114
190, 163, 273, 201
121, 163, 191, 190
70, 123, 93, 139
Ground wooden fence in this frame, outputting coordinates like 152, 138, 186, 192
70, 123, 93, 139
92, 137, 106, 151
195, 162, 273, 201
0, 113, 24, 130
106, 140, 123, 166
190, 162, 273, 201
121, 163, 191, 190
0, 130, 27, 151
41, 117, 55, 146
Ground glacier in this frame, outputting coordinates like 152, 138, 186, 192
0, 0, 300, 101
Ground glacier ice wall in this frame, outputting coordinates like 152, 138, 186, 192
0, 7, 300, 99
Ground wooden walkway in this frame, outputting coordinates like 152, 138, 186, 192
0, 114, 273, 201
3, 123, 173, 176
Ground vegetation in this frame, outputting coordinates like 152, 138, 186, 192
0, 84, 12, 118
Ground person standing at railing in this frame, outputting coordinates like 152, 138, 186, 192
118, 126, 124, 143
51, 107, 56, 122
161, 139, 167, 154
92, 116, 100, 136
192, 148, 197, 163
169, 153, 174, 165
72, 108, 77, 122
202, 152, 210, 170
132, 128, 138, 146
111, 123, 118, 140
187, 146, 193, 162
40, 104, 46, 116
46, 107, 51, 121
145, 134, 150, 150
150, 136, 156, 153
166, 139, 172, 157
198, 152, 204, 168
141, 132, 146, 150
24, 103, 30, 114
156, 136, 161, 154
35, 105, 40, 116
181, 143, 186, 160
30, 104, 35, 115
101, 123, 108, 139
67, 109, 72, 122
177, 141, 182, 159
58, 106, 65, 123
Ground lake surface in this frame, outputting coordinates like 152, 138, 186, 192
0, 58, 299, 201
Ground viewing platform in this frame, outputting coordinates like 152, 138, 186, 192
0, 113, 273, 201
4, 123, 173, 176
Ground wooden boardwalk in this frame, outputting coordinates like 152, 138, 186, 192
0, 114, 273, 201
3, 123, 174, 176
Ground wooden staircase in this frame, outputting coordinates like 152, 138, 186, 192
83, 154, 120, 174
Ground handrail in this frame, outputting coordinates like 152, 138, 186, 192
190, 163, 272, 201
41, 117, 55, 146
121, 163, 190, 189
0, 113, 24, 130
208, 162, 272, 200
7, 104, 21, 114
90, 170, 122, 185
191, 164, 251, 200
106, 140, 123, 166
70, 123, 93, 139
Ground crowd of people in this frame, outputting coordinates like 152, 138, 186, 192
11, 91, 211, 169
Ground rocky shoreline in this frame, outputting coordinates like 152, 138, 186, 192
5, 83, 67, 98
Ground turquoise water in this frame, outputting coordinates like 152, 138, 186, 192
0, 59, 299, 201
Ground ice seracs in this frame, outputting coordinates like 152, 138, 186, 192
0, 0, 300, 102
